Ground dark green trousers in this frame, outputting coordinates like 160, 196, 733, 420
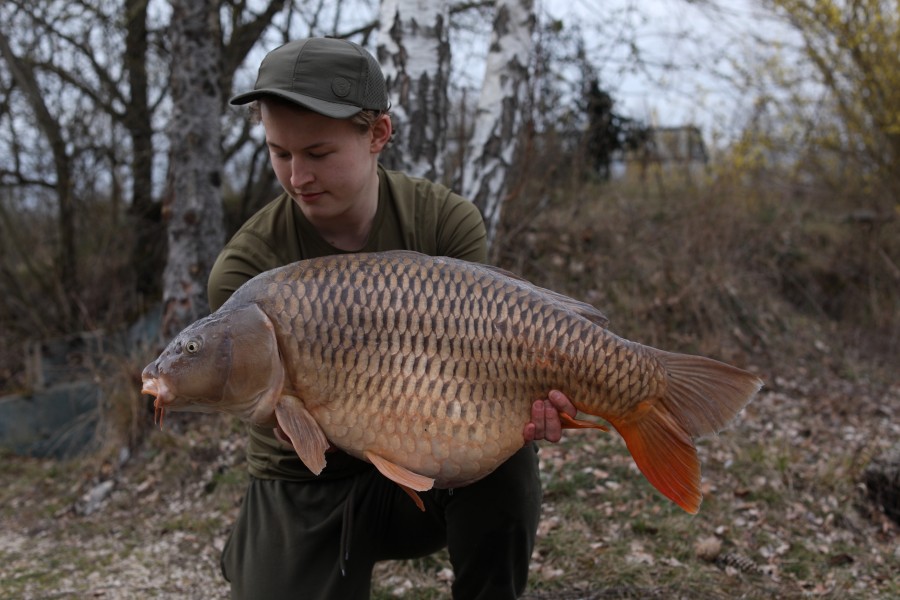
221, 445, 542, 600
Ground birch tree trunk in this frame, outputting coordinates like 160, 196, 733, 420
462, 0, 535, 250
376, 0, 451, 181
162, 0, 225, 339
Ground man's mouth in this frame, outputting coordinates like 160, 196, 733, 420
298, 190, 324, 202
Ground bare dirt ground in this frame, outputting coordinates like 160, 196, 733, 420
1, 364, 898, 599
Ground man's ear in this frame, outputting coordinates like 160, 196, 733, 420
370, 114, 392, 153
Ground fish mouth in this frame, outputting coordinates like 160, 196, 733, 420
141, 377, 170, 428
141, 377, 159, 398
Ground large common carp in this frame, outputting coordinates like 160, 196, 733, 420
141, 250, 761, 513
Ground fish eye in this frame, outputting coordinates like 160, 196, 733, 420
184, 339, 202, 354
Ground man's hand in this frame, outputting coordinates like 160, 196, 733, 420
523, 390, 577, 443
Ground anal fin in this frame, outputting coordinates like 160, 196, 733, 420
364, 450, 434, 511
560, 412, 609, 432
275, 395, 330, 475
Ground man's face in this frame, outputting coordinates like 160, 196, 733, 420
260, 99, 387, 224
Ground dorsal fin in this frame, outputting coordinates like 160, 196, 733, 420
358, 250, 611, 328
478, 263, 610, 328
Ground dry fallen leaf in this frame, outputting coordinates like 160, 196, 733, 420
695, 536, 723, 562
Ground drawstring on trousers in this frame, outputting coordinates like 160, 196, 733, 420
339, 476, 359, 577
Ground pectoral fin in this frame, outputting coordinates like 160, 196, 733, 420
364, 450, 434, 511
275, 395, 330, 475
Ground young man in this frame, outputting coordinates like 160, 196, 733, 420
210, 37, 576, 599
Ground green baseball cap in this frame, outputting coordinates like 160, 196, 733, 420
230, 37, 389, 118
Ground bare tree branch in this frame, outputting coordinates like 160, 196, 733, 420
0, 27, 77, 325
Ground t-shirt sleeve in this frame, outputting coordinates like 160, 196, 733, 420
207, 232, 280, 311
435, 191, 488, 263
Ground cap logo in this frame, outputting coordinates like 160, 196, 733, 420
331, 77, 351, 98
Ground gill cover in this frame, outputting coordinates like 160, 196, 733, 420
219, 303, 285, 422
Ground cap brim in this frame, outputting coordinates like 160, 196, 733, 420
229, 89, 362, 118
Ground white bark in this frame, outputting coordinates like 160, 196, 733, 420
462, 0, 535, 248
162, 0, 225, 339
377, 0, 451, 181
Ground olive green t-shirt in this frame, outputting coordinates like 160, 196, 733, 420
208, 165, 487, 480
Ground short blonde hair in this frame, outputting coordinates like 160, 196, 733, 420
248, 99, 391, 139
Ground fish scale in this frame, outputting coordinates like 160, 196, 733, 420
142, 250, 762, 513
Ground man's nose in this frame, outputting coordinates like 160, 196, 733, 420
291, 157, 314, 188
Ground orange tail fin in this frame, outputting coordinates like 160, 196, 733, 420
603, 350, 762, 514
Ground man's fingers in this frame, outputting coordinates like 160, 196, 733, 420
543, 402, 562, 443
531, 400, 547, 438
525, 394, 576, 443
548, 389, 577, 417
523, 422, 536, 443
522, 402, 543, 443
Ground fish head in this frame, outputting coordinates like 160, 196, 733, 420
141, 303, 284, 426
